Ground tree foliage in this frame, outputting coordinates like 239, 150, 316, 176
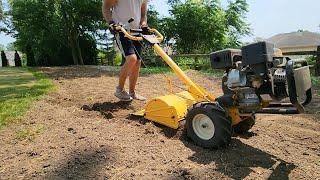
162, 0, 250, 53
6, 42, 15, 51
0, 0, 7, 32
0, 0, 3, 20
147, 5, 161, 30
8, 0, 104, 66
5, 0, 251, 66
0, 44, 5, 51
14, 50, 22, 67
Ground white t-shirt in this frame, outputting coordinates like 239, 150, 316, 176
112, 0, 144, 29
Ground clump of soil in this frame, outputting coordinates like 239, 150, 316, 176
82, 101, 132, 119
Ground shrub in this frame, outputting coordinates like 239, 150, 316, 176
1, 51, 8, 67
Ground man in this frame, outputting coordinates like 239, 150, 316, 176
102, 0, 148, 101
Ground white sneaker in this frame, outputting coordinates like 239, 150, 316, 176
114, 87, 133, 102
129, 92, 146, 101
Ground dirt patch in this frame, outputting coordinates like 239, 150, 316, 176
0, 66, 319, 179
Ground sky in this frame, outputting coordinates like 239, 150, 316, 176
1, 0, 320, 46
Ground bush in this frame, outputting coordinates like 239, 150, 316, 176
80, 35, 98, 65
306, 56, 316, 66
1, 51, 8, 67
26, 45, 36, 67
114, 53, 122, 66
14, 51, 22, 67
106, 49, 116, 65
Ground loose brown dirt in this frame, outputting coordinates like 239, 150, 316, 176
0, 66, 319, 180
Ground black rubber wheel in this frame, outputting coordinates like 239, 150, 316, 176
186, 102, 232, 149
233, 115, 256, 134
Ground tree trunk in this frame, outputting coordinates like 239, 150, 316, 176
75, 37, 84, 65
70, 40, 79, 65
315, 46, 320, 76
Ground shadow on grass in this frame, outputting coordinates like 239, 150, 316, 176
0, 84, 52, 102
0, 77, 36, 87
0, 68, 34, 86
0, 67, 55, 128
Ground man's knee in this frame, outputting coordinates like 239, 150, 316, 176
125, 54, 138, 65
136, 60, 141, 67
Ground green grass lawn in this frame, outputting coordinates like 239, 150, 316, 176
0, 67, 56, 128
312, 76, 320, 95
312, 76, 320, 86
140, 66, 224, 77
140, 67, 173, 75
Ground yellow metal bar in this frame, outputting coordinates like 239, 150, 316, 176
115, 26, 164, 42
149, 28, 164, 42
116, 27, 143, 41
153, 44, 216, 101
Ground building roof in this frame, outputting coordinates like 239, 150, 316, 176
267, 31, 320, 48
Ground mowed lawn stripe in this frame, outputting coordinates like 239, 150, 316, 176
0, 68, 56, 128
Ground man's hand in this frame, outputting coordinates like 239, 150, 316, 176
108, 21, 117, 35
140, 24, 150, 35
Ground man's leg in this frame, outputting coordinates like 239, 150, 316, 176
114, 33, 145, 101
118, 54, 138, 90
129, 60, 141, 93
128, 60, 146, 101
114, 54, 137, 101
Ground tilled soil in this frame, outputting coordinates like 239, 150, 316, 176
0, 66, 319, 180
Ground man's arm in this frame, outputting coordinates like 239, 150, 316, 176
102, 0, 117, 23
140, 0, 148, 26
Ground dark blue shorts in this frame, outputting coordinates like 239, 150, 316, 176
116, 32, 142, 60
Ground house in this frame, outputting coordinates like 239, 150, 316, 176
267, 31, 320, 55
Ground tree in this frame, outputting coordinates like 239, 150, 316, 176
14, 50, 22, 67
8, 0, 104, 66
0, 0, 5, 21
6, 42, 15, 51
1, 50, 8, 66
253, 37, 265, 43
0, 44, 5, 51
0, 0, 3, 20
147, 5, 161, 30
163, 0, 250, 54
0, 0, 6, 32
56, 0, 103, 65
26, 45, 36, 67
225, 0, 251, 47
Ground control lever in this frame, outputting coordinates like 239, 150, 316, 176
128, 18, 135, 23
